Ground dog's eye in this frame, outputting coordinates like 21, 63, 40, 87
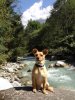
35, 54, 38, 57
40, 54, 43, 56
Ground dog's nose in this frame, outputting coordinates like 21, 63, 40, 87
37, 57, 39, 60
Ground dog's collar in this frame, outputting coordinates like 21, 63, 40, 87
35, 63, 44, 67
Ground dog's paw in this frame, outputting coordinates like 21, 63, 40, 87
48, 86, 54, 92
42, 90, 48, 94
33, 89, 37, 93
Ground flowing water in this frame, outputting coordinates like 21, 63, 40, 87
20, 57, 75, 91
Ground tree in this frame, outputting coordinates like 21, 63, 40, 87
24, 20, 43, 51
31, 0, 75, 60
0, 0, 25, 62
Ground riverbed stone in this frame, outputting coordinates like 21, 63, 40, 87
48, 61, 69, 68
55, 61, 69, 68
48, 63, 55, 68
11, 81, 21, 87
27, 69, 31, 72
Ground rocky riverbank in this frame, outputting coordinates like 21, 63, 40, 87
0, 60, 75, 91
0, 87, 75, 100
0, 62, 32, 90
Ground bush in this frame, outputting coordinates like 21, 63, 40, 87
0, 54, 8, 64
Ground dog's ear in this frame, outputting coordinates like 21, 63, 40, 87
32, 48, 38, 54
42, 49, 48, 55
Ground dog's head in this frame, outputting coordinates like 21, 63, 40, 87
32, 48, 48, 63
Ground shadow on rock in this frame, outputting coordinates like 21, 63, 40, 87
14, 86, 32, 91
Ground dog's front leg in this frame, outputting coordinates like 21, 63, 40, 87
32, 75, 37, 93
42, 78, 48, 94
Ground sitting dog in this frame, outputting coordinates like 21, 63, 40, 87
32, 48, 54, 94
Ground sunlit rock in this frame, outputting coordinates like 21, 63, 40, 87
55, 61, 69, 68
0, 77, 13, 90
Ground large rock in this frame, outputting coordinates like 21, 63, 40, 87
48, 61, 69, 68
0, 77, 13, 90
55, 61, 69, 68
0, 88, 75, 100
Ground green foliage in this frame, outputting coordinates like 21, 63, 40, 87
26, 0, 75, 60
23, 20, 43, 51
0, 0, 75, 63
25, 20, 42, 34
33, 0, 75, 58
0, 54, 8, 64
0, 0, 26, 62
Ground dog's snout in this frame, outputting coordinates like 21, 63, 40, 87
37, 57, 39, 60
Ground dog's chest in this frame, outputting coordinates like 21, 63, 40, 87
35, 67, 46, 79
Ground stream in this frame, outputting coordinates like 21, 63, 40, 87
20, 57, 75, 91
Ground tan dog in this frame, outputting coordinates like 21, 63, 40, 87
32, 48, 54, 94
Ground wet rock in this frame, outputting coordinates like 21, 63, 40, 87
27, 69, 31, 72
48, 63, 55, 68
48, 61, 69, 68
55, 61, 69, 68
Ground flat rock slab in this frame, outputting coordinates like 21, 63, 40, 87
0, 86, 75, 100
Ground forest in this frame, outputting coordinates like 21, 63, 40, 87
0, 0, 75, 63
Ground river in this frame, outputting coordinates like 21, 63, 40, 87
20, 57, 75, 91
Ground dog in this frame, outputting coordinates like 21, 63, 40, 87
32, 48, 54, 94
